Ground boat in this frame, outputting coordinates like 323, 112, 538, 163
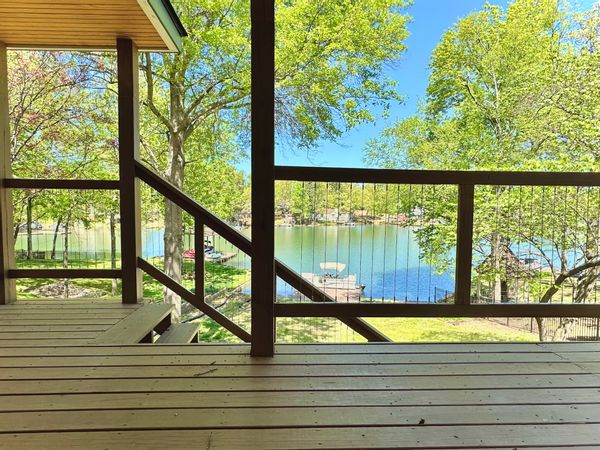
301, 262, 366, 302
184, 246, 239, 264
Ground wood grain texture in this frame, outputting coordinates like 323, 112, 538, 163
0, 0, 172, 51
117, 38, 143, 303
0, 43, 15, 304
250, 0, 276, 356
2, 426, 600, 450
0, 342, 599, 448
155, 323, 199, 343
0, 300, 141, 345
94, 303, 172, 344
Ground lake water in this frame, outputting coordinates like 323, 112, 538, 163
273, 225, 455, 302
16, 224, 455, 302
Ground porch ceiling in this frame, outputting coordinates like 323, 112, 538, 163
0, 0, 186, 52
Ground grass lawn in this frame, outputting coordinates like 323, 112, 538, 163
365, 317, 536, 342
273, 316, 536, 343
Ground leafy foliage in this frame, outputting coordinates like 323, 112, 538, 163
366, 0, 600, 309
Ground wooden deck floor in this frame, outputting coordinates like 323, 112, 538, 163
2, 301, 600, 448
0, 299, 143, 346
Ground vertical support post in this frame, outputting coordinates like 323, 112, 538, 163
251, 0, 276, 356
194, 221, 204, 303
455, 183, 475, 305
0, 43, 16, 304
117, 38, 142, 304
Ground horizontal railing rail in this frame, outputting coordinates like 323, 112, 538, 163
3, 179, 120, 190
273, 165, 600, 321
135, 161, 388, 342
275, 166, 600, 186
7, 269, 121, 279
275, 303, 600, 317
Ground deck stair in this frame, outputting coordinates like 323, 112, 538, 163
94, 303, 173, 344
155, 323, 199, 343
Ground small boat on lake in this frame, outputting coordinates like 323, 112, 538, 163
302, 262, 365, 302
183, 247, 237, 263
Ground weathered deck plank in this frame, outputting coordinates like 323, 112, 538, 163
2, 403, 600, 433
2, 425, 600, 450
2, 341, 600, 354
2, 361, 598, 380
2, 373, 600, 395
0, 352, 576, 366
1, 388, 599, 412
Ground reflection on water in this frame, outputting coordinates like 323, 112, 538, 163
16, 224, 455, 302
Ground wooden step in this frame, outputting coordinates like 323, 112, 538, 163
155, 323, 199, 344
94, 304, 172, 344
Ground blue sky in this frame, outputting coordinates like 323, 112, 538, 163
241, 0, 597, 172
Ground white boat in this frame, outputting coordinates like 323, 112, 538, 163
302, 262, 365, 291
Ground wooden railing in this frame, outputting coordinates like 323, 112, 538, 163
135, 161, 388, 342
0, 32, 387, 347
0, 39, 138, 301
3, 1, 598, 356
273, 166, 600, 320
1, 177, 122, 282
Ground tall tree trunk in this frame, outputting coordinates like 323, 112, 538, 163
110, 212, 118, 296
535, 317, 545, 342
50, 216, 62, 260
26, 195, 33, 260
163, 127, 185, 322
63, 214, 71, 298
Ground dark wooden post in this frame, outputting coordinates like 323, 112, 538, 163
0, 42, 16, 304
117, 38, 143, 304
455, 183, 475, 305
250, 0, 276, 356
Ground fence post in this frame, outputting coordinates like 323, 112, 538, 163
117, 38, 143, 304
0, 42, 16, 304
455, 184, 475, 306
250, 0, 276, 356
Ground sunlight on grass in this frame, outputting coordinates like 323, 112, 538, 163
365, 317, 536, 342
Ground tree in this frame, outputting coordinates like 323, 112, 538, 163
8, 51, 94, 248
141, 0, 411, 320
366, 0, 600, 339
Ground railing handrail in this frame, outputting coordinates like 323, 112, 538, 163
135, 160, 390, 342
275, 165, 600, 186
135, 161, 252, 255
273, 165, 600, 322
3, 180, 122, 281
3, 179, 120, 190
7, 269, 121, 279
